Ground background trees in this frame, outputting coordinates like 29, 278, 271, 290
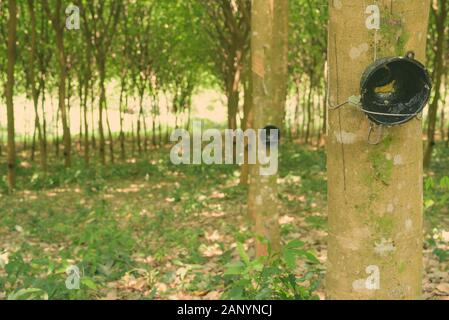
1, 0, 448, 171
198, 0, 251, 131
424, 0, 448, 168
0, 0, 449, 301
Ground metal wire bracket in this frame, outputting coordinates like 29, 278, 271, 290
328, 95, 361, 110
328, 95, 423, 117
367, 123, 384, 145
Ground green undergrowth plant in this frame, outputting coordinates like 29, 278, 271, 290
425, 175, 449, 262
222, 240, 321, 300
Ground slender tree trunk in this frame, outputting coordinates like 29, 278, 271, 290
240, 72, 253, 186
78, 84, 83, 152
226, 51, 243, 130
31, 123, 37, 161
98, 63, 107, 165
90, 81, 96, 150
163, 93, 170, 144
41, 86, 48, 163
446, 115, 449, 148
51, 13, 71, 167
131, 119, 136, 157
317, 89, 323, 145
105, 105, 115, 164
301, 87, 307, 141
67, 74, 72, 130
439, 77, 447, 140
185, 103, 192, 132
137, 89, 144, 155
39, 4, 48, 166
322, 78, 328, 141
326, 0, 430, 299
305, 80, 313, 144
441, 107, 445, 140
59, 50, 71, 166
158, 111, 162, 147
143, 110, 149, 153
249, 0, 288, 256
6, 0, 18, 191
55, 107, 60, 158
23, 104, 28, 152
83, 76, 90, 166
424, 0, 447, 168
445, 77, 449, 147
294, 78, 301, 138
119, 79, 126, 161
152, 96, 158, 146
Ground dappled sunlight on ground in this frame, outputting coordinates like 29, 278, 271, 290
0, 143, 448, 300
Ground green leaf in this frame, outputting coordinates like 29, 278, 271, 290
227, 285, 244, 300
299, 251, 320, 264
440, 176, 449, 189
285, 239, 305, 249
282, 249, 296, 269
425, 199, 435, 209
425, 177, 434, 191
8, 288, 48, 300
236, 243, 250, 265
224, 261, 245, 275
81, 277, 97, 290
255, 287, 272, 300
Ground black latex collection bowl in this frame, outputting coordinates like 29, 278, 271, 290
360, 55, 432, 126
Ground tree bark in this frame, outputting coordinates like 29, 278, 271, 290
326, 0, 430, 299
226, 51, 242, 130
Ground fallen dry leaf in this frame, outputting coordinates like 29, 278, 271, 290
199, 243, 223, 257
205, 230, 222, 242
279, 215, 295, 225
436, 283, 449, 295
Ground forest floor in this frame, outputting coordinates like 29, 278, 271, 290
0, 142, 448, 300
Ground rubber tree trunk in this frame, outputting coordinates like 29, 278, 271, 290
6, 0, 18, 191
90, 82, 96, 150
28, 0, 47, 171
78, 85, 83, 152
423, 0, 447, 169
327, 0, 430, 299
44, 0, 72, 168
105, 106, 115, 164
249, 0, 288, 256
119, 77, 126, 161
98, 62, 107, 165
83, 77, 90, 166
137, 88, 145, 155
226, 50, 243, 130
240, 72, 253, 186
56, 32, 71, 167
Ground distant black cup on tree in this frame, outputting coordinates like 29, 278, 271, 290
260, 125, 280, 149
